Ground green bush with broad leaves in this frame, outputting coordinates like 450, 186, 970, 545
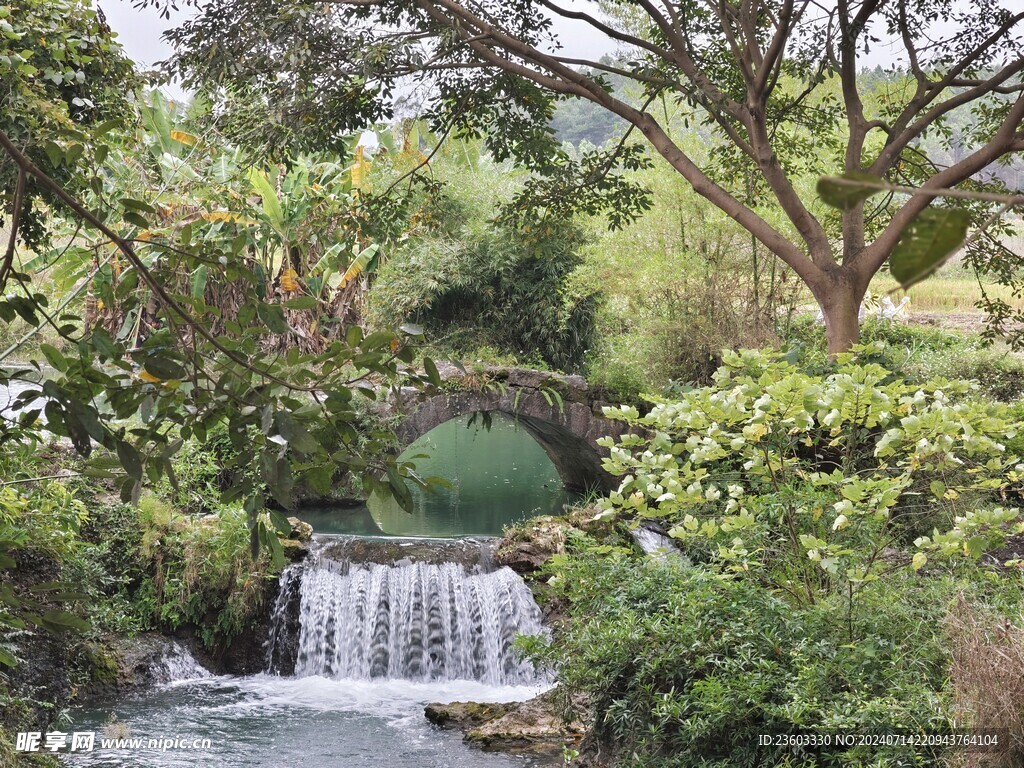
596, 347, 1023, 603
526, 544, 992, 768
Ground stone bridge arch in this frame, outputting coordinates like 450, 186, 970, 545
390, 367, 631, 493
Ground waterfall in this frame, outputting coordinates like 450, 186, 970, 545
152, 641, 210, 683
631, 525, 687, 562
265, 563, 304, 675
265, 539, 547, 686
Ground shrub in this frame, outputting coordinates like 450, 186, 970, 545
135, 499, 278, 649
530, 547, 958, 768
783, 316, 1024, 402
368, 213, 597, 372
597, 348, 1023, 603
161, 426, 239, 515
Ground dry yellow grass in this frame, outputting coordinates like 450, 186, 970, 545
869, 273, 1024, 314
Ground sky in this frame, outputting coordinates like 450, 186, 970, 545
99, 0, 184, 71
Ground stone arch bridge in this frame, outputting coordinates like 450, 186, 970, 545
385, 365, 632, 493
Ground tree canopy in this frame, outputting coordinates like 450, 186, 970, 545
157, 0, 1024, 353
0, 1, 442, 559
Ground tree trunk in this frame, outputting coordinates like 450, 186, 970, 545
811, 272, 866, 356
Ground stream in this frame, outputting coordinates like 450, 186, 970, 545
63, 674, 550, 768
60, 412, 568, 767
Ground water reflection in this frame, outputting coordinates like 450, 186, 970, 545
301, 413, 574, 538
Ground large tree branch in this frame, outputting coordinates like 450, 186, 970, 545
413, 0, 817, 281
755, 0, 808, 95
535, 0, 676, 64
870, 58, 1024, 176
854, 92, 1024, 277
874, 10, 1024, 174
837, 0, 882, 260
692, 1, 834, 263
542, 0, 749, 120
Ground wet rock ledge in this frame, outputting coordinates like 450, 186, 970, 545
425, 689, 584, 757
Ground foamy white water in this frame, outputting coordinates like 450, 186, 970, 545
153, 642, 211, 685
291, 558, 546, 685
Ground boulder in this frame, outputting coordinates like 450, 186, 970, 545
280, 537, 310, 562
286, 516, 313, 541
464, 692, 585, 757
425, 689, 584, 756
424, 701, 516, 728
494, 515, 583, 576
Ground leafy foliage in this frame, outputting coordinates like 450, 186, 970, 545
1, 88, 441, 561
527, 543, 1011, 767
368, 186, 597, 371
132, 496, 278, 649
597, 348, 1022, 602
785, 317, 1024, 403
0, 0, 135, 248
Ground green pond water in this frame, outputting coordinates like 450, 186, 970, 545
300, 413, 574, 537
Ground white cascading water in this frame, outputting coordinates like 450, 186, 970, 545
631, 525, 686, 562
152, 641, 211, 684
273, 550, 546, 686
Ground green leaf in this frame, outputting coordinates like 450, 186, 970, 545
817, 172, 886, 211
269, 510, 293, 536
889, 207, 971, 290
65, 398, 104, 446
283, 296, 317, 310
259, 519, 286, 570
257, 302, 289, 334
116, 440, 143, 480
120, 197, 157, 214
362, 331, 395, 351
424, 357, 441, 387
123, 211, 150, 229
247, 169, 286, 234
387, 467, 414, 513
39, 610, 89, 634
190, 265, 208, 299
275, 411, 319, 454
93, 118, 122, 137
144, 355, 187, 381
44, 141, 63, 168
38, 343, 67, 372
965, 535, 987, 559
